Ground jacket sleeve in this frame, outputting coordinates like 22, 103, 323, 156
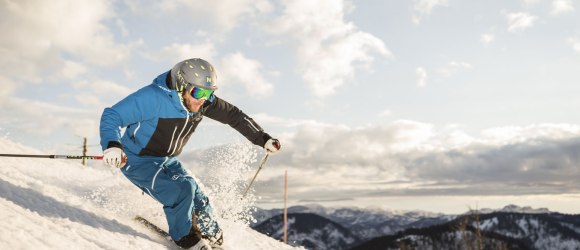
203, 96, 271, 147
99, 88, 158, 150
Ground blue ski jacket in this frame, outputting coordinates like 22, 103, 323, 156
99, 71, 271, 157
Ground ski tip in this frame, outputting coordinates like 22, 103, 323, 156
134, 215, 171, 238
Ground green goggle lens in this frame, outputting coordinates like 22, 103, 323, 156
191, 86, 214, 99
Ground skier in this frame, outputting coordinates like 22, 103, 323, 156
99, 58, 281, 249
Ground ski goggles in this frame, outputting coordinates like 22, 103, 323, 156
190, 86, 214, 99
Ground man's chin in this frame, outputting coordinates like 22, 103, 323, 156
186, 100, 206, 112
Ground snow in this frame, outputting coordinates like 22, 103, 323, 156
477, 204, 551, 214
478, 217, 498, 230
0, 137, 301, 250
516, 218, 530, 236
535, 235, 580, 250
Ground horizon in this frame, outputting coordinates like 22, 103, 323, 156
253, 201, 557, 215
2, 0, 580, 215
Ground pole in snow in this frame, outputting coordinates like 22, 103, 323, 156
283, 169, 288, 244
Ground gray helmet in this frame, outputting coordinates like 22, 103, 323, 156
170, 58, 218, 92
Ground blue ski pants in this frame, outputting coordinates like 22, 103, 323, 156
121, 154, 221, 241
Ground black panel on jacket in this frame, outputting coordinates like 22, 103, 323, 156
139, 116, 201, 157
138, 95, 266, 157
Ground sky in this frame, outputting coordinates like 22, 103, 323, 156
1, 0, 580, 214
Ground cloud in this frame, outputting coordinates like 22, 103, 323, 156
0, 0, 131, 90
125, 0, 273, 32
437, 61, 472, 77
551, 0, 575, 15
147, 42, 217, 65
253, 121, 580, 200
521, 0, 541, 5
219, 52, 274, 98
73, 80, 133, 96
506, 12, 538, 32
74, 93, 105, 107
60, 60, 88, 80
568, 38, 580, 54
0, 97, 99, 138
412, 0, 449, 24
481, 33, 495, 45
266, 0, 392, 97
0, 76, 17, 105
379, 109, 392, 118
1, 0, 129, 65
64, 79, 134, 108
406, 137, 580, 196
416, 67, 428, 87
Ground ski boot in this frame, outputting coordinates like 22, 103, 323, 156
175, 223, 212, 250
203, 228, 224, 249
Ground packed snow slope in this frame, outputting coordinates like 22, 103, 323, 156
0, 137, 301, 250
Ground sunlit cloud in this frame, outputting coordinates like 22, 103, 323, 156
437, 61, 472, 77
379, 109, 392, 118
568, 38, 580, 54
125, 0, 273, 32
219, 52, 275, 98
0, 76, 17, 104
521, 0, 541, 5
310, 123, 580, 196
412, 0, 449, 24
416, 67, 428, 87
72, 80, 133, 97
191, 121, 580, 203
0, 0, 132, 86
551, 0, 574, 16
60, 60, 88, 80
0, 97, 99, 138
266, 0, 391, 97
506, 12, 538, 32
481, 33, 495, 45
147, 42, 217, 65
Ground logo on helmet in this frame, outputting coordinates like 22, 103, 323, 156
205, 76, 213, 87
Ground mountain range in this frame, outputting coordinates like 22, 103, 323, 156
252, 204, 580, 250
252, 204, 453, 240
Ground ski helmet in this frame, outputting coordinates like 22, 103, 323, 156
170, 58, 218, 93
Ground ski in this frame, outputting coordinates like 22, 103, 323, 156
134, 215, 226, 249
134, 215, 170, 238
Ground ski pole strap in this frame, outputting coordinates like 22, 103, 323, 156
0, 153, 103, 160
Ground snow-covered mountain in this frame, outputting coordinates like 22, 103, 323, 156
253, 204, 453, 240
0, 137, 301, 250
254, 213, 362, 250
477, 204, 552, 215
253, 204, 580, 250
476, 212, 580, 249
350, 210, 580, 250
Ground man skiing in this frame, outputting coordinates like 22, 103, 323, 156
99, 58, 281, 249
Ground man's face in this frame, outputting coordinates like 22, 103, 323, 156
182, 89, 206, 113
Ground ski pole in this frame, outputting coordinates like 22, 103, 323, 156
242, 154, 270, 198
0, 153, 103, 160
